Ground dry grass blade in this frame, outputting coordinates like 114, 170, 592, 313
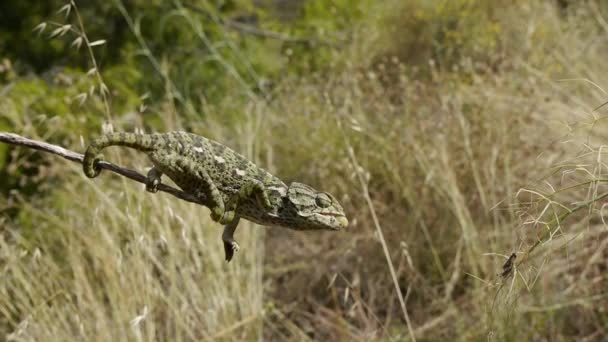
339, 123, 417, 341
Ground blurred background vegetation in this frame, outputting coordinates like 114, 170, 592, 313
1, 0, 608, 340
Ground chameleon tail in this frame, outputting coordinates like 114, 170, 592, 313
83, 132, 163, 178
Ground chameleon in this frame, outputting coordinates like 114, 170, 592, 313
82, 131, 348, 262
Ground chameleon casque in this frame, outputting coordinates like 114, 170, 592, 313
82, 131, 348, 261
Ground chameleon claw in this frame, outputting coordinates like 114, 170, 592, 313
145, 167, 162, 193
223, 239, 240, 262
145, 178, 160, 193
222, 217, 240, 262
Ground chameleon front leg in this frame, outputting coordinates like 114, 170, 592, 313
226, 179, 273, 211
219, 179, 272, 229
220, 181, 271, 262
222, 217, 240, 262
166, 156, 243, 261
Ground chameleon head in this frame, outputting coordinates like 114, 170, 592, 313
283, 182, 348, 231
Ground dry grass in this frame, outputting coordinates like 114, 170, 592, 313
2, 0, 608, 341
1, 148, 266, 340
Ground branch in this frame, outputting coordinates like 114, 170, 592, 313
0, 132, 205, 206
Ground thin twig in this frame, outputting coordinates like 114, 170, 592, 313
0, 132, 204, 206
182, 3, 329, 46
516, 190, 608, 268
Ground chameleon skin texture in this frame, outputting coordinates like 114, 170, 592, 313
83, 131, 348, 261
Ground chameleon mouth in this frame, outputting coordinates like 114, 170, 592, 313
332, 215, 349, 230
336, 216, 348, 228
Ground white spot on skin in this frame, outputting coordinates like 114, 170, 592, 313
194, 146, 204, 153
214, 155, 226, 163
235, 169, 246, 177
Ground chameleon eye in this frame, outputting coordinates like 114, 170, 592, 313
315, 193, 332, 208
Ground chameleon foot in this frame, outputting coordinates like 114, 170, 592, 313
146, 178, 160, 193
222, 217, 240, 262
146, 167, 162, 193
223, 238, 240, 262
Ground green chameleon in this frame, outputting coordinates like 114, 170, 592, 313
82, 131, 348, 261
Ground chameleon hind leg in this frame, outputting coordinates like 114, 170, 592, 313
146, 166, 163, 193
222, 217, 240, 262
